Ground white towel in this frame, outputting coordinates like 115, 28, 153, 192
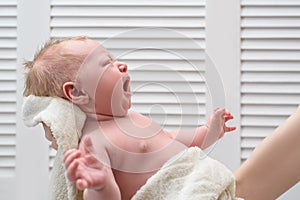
132, 147, 243, 200
22, 95, 86, 200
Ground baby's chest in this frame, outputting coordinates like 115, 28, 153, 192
103, 126, 155, 153
100, 117, 169, 153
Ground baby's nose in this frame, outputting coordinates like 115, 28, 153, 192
117, 62, 128, 73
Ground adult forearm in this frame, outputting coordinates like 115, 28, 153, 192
235, 106, 300, 199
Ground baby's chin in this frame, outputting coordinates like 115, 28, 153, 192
111, 108, 130, 117
92, 99, 131, 117
112, 99, 131, 116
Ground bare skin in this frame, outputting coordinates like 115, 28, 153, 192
42, 122, 58, 150
234, 106, 300, 200
42, 39, 236, 199
63, 109, 234, 200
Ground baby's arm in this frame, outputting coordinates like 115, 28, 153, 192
64, 137, 121, 200
169, 108, 236, 149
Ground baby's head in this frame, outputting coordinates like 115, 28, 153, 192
24, 36, 88, 97
24, 36, 131, 117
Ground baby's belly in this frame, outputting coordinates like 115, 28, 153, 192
112, 170, 157, 200
109, 136, 187, 199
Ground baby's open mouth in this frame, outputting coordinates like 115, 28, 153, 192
123, 77, 130, 92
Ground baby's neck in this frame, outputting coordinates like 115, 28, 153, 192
86, 112, 115, 121
80, 113, 117, 137
86, 109, 130, 120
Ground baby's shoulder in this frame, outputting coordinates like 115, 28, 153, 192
79, 128, 108, 150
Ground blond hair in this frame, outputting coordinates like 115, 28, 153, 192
23, 36, 88, 97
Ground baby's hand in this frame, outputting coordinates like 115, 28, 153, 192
63, 137, 108, 191
203, 108, 236, 147
206, 107, 236, 138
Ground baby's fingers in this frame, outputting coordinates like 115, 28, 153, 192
76, 179, 88, 190
76, 168, 106, 190
64, 149, 81, 168
224, 125, 236, 132
65, 159, 81, 181
224, 114, 234, 122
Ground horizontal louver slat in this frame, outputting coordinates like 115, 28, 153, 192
51, 6, 205, 17
241, 0, 300, 6
52, 18, 204, 28
51, 28, 205, 39
51, 0, 205, 7
241, 7, 300, 17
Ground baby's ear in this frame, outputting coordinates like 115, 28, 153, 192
63, 82, 89, 105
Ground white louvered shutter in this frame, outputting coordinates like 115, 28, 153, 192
240, 0, 300, 164
49, 0, 207, 164
0, 0, 17, 198
241, 0, 300, 198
